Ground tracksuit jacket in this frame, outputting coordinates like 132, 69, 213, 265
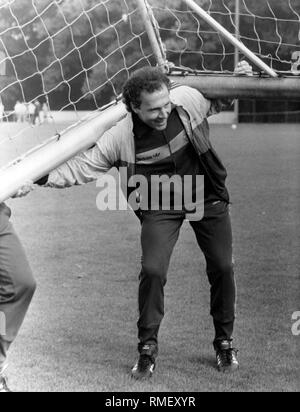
46, 85, 230, 210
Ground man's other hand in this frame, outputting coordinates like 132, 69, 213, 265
234, 60, 254, 76
11, 181, 35, 198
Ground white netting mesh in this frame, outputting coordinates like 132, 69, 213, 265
0, 0, 300, 168
0, 0, 156, 108
0, 0, 155, 166
152, 0, 300, 74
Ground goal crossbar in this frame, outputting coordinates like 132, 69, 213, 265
170, 74, 300, 100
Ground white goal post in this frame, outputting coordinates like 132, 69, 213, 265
0, 0, 299, 203
0, 102, 126, 202
170, 73, 300, 101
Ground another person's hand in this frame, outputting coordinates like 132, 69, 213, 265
11, 181, 35, 198
234, 60, 254, 76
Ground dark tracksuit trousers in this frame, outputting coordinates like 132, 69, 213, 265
0, 203, 36, 372
137, 200, 236, 353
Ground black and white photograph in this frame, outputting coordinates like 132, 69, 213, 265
0, 0, 299, 395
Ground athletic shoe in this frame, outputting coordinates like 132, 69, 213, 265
215, 340, 239, 373
131, 344, 157, 380
0, 375, 11, 392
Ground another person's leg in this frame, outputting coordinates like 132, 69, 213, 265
132, 211, 184, 379
0, 211, 36, 391
189, 201, 238, 372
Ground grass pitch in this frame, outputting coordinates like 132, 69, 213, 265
3, 123, 299, 392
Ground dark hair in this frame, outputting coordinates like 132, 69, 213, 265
122, 66, 171, 113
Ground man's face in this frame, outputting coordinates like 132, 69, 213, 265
132, 84, 172, 131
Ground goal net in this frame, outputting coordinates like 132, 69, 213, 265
0, 0, 299, 201
151, 0, 300, 75
0, 0, 155, 169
